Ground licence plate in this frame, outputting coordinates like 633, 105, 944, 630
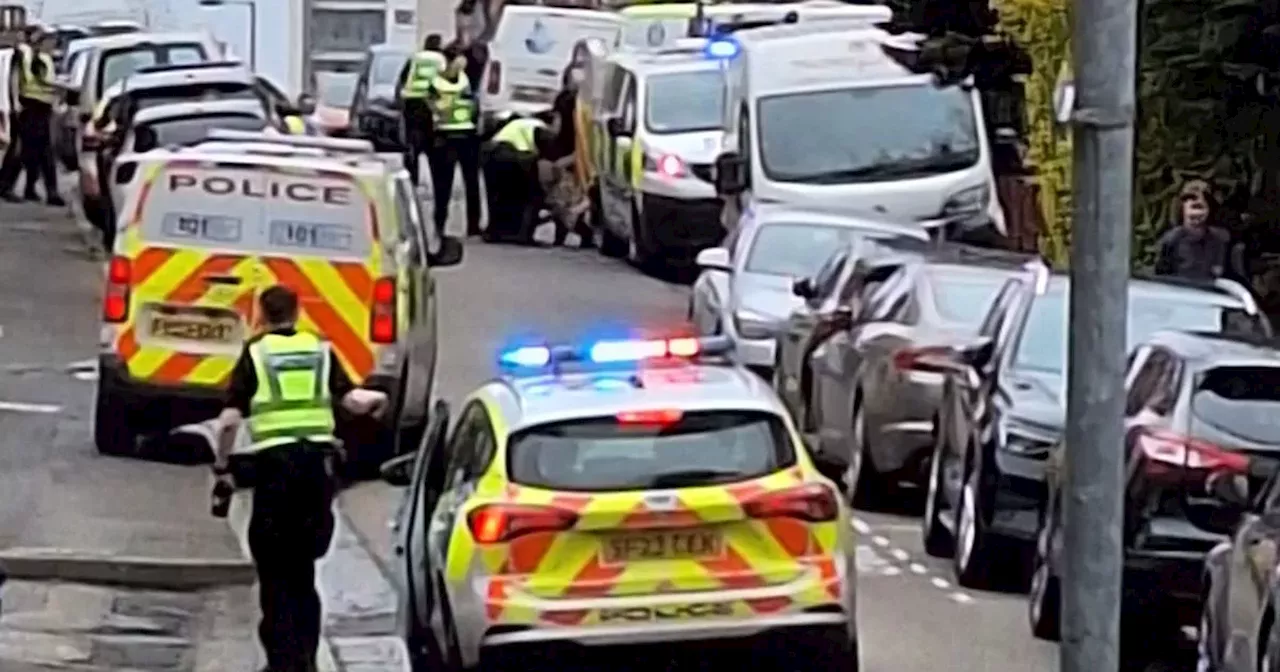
602, 531, 722, 564
148, 313, 238, 343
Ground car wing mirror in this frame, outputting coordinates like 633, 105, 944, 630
379, 453, 415, 487
792, 277, 815, 299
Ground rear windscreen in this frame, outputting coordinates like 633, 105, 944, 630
134, 114, 266, 151
98, 43, 207, 96
138, 165, 373, 259
507, 410, 795, 491
1193, 366, 1280, 445
134, 84, 257, 111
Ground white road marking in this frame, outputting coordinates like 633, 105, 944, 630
851, 517, 871, 534
0, 400, 61, 414
909, 562, 929, 575
949, 592, 974, 604
880, 566, 902, 577
930, 577, 952, 590
890, 548, 910, 562
871, 535, 890, 547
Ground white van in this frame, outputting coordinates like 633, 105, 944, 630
713, 24, 1006, 240
479, 6, 622, 129
614, 1, 891, 53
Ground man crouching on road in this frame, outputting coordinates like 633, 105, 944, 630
211, 285, 388, 672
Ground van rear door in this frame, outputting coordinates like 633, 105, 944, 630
488, 9, 621, 113
125, 161, 378, 387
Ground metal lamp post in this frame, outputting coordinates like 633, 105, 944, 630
199, 0, 256, 70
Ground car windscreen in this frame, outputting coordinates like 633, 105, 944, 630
744, 223, 862, 277
134, 114, 265, 151
507, 410, 795, 491
98, 43, 207, 96
645, 70, 724, 134
926, 269, 1009, 326
371, 53, 410, 86
138, 165, 374, 260
1013, 287, 1263, 374
1192, 367, 1280, 445
317, 73, 358, 107
757, 83, 980, 184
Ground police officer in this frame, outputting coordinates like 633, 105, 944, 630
425, 46, 481, 237
0, 25, 33, 202
212, 285, 387, 672
482, 112, 552, 243
396, 34, 445, 188
15, 28, 62, 206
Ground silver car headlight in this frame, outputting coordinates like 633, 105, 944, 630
942, 184, 990, 218
735, 309, 778, 340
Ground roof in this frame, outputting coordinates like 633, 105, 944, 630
131, 99, 267, 124
736, 24, 921, 90
919, 243, 1040, 270
69, 31, 213, 53
1041, 273, 1257, 312
123, 144, 397, 177
482, 364, 789, 432
1144, 330, 1280, 367
747, 203, 931, 241
611, 46, 723, 73
122, 63, 254, 91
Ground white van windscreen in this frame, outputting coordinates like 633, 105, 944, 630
646, 70, 724, 134
757, 84, 981, 184
138, 165, 373, 259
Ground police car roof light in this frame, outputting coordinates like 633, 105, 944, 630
203, 129, 376, 154
498, 336, 733, 371
704, 35, 740, 60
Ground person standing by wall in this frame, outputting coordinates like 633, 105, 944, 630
425, 46, 482, 238
1154, 179, 1235, 281
15, 27, 63, 207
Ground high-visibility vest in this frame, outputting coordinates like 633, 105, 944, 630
401, 51, 447, 100
430, 74, 476, 133
244, 332, 336, 453
492, 117, 544, 153
19, 50, 56, 104
283, 115, 308, 135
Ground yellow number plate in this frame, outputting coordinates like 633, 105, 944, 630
148, 314, 237, 343
602, 531, 722, 564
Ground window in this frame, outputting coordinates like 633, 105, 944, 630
978, 280, 1016, 339
1192, 366, 1280, 445
507, 411, 795, 491
98, 43, 208, 97
602, 65, 628, 113
744, 224, 862, 278
370, 52, 411, 86
924, 269, 1010, 327
811, 250, 849, 299
757, 83, 980, 184
134, 114, 265, 151
312, 10, 388, 54
1124, 349, 1171, 417
316, 72, 358, 107
644, 70, 724, 134
445, 403, 496, 488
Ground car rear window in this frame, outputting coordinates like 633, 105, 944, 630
1193, 366, 1280, 445
137, 165, 374, 259
134, 114, 266, 151
507, 410, 795, 491
133, 83, 257, 111
927, 269, 1009, 325
98, 43, 207, 96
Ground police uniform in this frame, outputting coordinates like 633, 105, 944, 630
425, 69, 481, 237
398, 49, 446, 187
482, 116, 545, 243
282, 114, 310, 135
223, 328, 354, 672
15, 39, 61, 205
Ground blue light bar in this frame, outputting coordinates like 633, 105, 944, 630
497, 336, 734, 372
500, 346, 551, 368
704, 35, 740, 60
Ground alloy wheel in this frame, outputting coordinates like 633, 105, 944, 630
1028, 561, 1048, 626
847, 405, 867, 497
957, 470, 979, 572
923, 449, 941, 528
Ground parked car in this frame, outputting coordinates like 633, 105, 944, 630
690, 204, 931, 379
1034, 331, 1280, 670
350, 44, 411, 151
310, 70, 357, 136
922, 273, 1271, 590
811, 249, 1037, 506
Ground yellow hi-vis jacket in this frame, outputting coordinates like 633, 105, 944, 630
245, 332, 336, 453
492, 117, 545, 153
19, 49, 56, 104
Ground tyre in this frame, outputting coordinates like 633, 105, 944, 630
627, 203, 654, 271
794, 627, 859, 672
848, 400, 886, 509
93, 380, 136, 456
921, 433, 952, 557
593, 185, 625, 258
1027, 519, 1061, 641
953, 460, 996, 589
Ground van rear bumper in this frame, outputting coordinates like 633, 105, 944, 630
97, 355, 226, 433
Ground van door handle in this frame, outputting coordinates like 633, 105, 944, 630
204, 275, 242, 285
537, 69, 557, 77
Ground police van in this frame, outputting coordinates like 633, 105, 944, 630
711, 23, 1006, 241
95, 131, 463, 468
612, 0, 890, 53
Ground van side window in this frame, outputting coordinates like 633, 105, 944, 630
603, 65, 627, 113
620, 75, 636, 134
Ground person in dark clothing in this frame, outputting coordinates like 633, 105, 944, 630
214, 286, 387, 672
424, 47, 482, 237
0, 27, 32, 201
481, 111, 555, 244
15, 30, 63, 206
1154, 179, 1234, 281
396, 34, 445, 188
544, 67, 592, 248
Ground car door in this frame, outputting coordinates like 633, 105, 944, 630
393, 401, 450, 645
1223, 471, 1280, 671
691, 224, 743, 335
777, 248, 849, 416
393, 177, 433, 414
431, 402, 497, 618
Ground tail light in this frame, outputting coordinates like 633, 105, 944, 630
102, 255, 131, 322
370, 277, 396, 343
616, 408, 683, 425
743, 484, 839, 522
892, 345, 955, 373
486, 61, 502, 94
646, 154, 685, 178
468, 504, 578, 544
1135, 428, 1249, 482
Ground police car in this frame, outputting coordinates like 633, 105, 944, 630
380, 336, 860, 672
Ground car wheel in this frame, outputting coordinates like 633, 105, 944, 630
93, 378, 136, 456
953, 460, 995, 588
627, 203, 651, 270
921, 429, 953, 557
1027, 517, 1061, 641
594, 186, 626, 258
848, 400, 886, 509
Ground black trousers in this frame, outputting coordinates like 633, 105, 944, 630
0, 111, 22, 195
426, 132, 481, 236
17, 99, 58, 199
481, 143, 538, 242
401, 100, 433, 187
244, 445, 337, 672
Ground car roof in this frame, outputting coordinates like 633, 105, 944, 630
482, 364, 789, 433
73, 31, 212, 52
122, 63, 254, 90
747, 203, 931, 241
613, 49, 722, 74
1042, 273, 1256, 312
126, 144, 396, 177
1144, 330, 1280, 367
131, 100, 266, 124
917, 244, 1040, 270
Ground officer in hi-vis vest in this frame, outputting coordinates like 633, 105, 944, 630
425, 45, 481, 237
396, 34, 445, 187
482, 112, 555, 243
212, 285, 387, 672
15, 27, 62, 206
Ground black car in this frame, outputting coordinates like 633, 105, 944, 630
350, 44, 411, 151
1032, 331, 1280, 670
921, 273, 1271, 590
810, 248, 1037, 506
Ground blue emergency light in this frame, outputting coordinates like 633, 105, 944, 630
704, 35, 741, 60
498, 336, 734, 372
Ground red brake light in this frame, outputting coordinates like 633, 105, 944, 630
467, 504, 578, 544
616, 408, 684, 425
892, 346, 954, 373
102, 256, 131, 322
370, 277, 396, 344
743, 484, 839, 522
655, 154, 685, 178
1135, 428, 1249, 479
486, 61, 502, 94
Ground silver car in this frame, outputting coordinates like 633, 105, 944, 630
689, 204, 931, 377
